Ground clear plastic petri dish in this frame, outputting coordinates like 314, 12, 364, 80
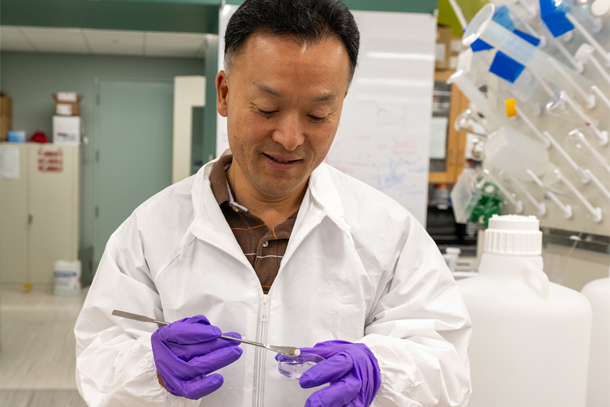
277, 352, 324, 380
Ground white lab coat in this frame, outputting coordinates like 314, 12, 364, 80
75, 160, 471, 407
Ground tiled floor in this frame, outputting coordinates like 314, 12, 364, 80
1, 285, 88, 406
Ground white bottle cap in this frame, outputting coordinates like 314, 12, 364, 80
484, 215, 542, 255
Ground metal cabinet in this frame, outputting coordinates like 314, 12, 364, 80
0, 143, 79, 286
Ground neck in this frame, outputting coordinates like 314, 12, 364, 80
226, 167, 307, 229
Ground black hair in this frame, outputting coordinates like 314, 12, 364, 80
224, 0, 360, 83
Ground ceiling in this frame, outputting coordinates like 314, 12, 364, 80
1, 25, 209, 59
0, 0, 438, 59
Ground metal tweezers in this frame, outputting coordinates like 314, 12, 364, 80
112, 309, 300, 357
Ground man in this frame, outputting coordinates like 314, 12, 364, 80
75, 1, 472, 406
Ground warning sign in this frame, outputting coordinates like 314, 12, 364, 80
38, 149, 64, 173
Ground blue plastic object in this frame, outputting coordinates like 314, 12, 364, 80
471, 38, 494, 52
488, 26, 540, 83
512, 29, 541, 47
539, 0, 575, 37
493, 6, 516, 31
489, 51, 526, 83
7, 131, 26, 143
469, 6, 515, 53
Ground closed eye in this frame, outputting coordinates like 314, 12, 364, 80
308, 115, 328, 122
258, 109, 278, 117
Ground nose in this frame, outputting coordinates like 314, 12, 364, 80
271, 113, 305, 151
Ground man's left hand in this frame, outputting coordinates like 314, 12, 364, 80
297, 340, 381, 407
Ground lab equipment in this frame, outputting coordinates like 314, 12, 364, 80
277, 353, 325, 380
569, 129, 610, 173
543, 131, 590, 183
451, 168, 485, 224
513, 0, 538, 19
448, 69, 510, 130
553, 169, 603, 222
457, 215, 592, 407
469, 181, 503, 227
528, 67, 557, 98
502, 3, 547, 47
112, 310, 300, 357
297, 340, 381, 407
454, 0, 609, 236
547, 91, 608, 145
540, 22, 584, 72
583, 169, 610, 200
565, 13, 610, 65
454, 107, 490, 137
527, 169, 574, 218
504, 173, 547, 216
514, 105, 551, 147
592, 0, 610, 15
568, 0, 603, 32
484, 126, 551, 180
483, 169, 524, 213
581, 273, 610, 407
151, 314, 243, 400
463, 4, 596, 108
575, 44, 610, 84
591, 85, 610, 108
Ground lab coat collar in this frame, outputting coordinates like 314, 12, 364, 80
185, 158, 252, 268
185, 158, 351, 261
307, 163, 351, 233
278, 163, 353, 273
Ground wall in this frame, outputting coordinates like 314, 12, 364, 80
0, 51, 204, 255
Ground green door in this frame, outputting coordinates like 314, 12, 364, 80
94, 78, 174, 268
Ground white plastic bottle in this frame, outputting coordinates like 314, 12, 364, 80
581, 273, 609, 407
458, 215, 592, 407
53, 260, 82, 296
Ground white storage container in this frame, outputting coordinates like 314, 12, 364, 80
457, 215, 592, 407
581, 275, 609, 407
54, 260, 81, 296
53, 116, 81, 144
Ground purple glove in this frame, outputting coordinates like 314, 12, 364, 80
151, 315, 243, 400
298, 340, 381, 407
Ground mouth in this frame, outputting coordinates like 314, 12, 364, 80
263, 153, 300, 164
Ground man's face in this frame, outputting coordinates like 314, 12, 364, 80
216, 33, 351, 202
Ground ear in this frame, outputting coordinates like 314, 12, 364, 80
216, 70, 229, 117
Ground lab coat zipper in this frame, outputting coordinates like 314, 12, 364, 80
254, 294, 270, 407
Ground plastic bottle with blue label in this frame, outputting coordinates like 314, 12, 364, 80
53, 260, 82, 296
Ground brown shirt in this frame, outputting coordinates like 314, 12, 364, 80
209, 153, 297, 294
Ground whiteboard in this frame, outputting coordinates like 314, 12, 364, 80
217, 7, 436, 225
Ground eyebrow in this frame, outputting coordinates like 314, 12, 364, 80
256, 83, 336, 103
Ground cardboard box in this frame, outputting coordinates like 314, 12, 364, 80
53, 116, 81, 144
0, 92, 12, 142
435, 25, 453, 71
449, 35, 464, 70
53, 92, 83, 116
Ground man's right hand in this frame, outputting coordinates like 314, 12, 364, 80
151, 315, 243, 400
